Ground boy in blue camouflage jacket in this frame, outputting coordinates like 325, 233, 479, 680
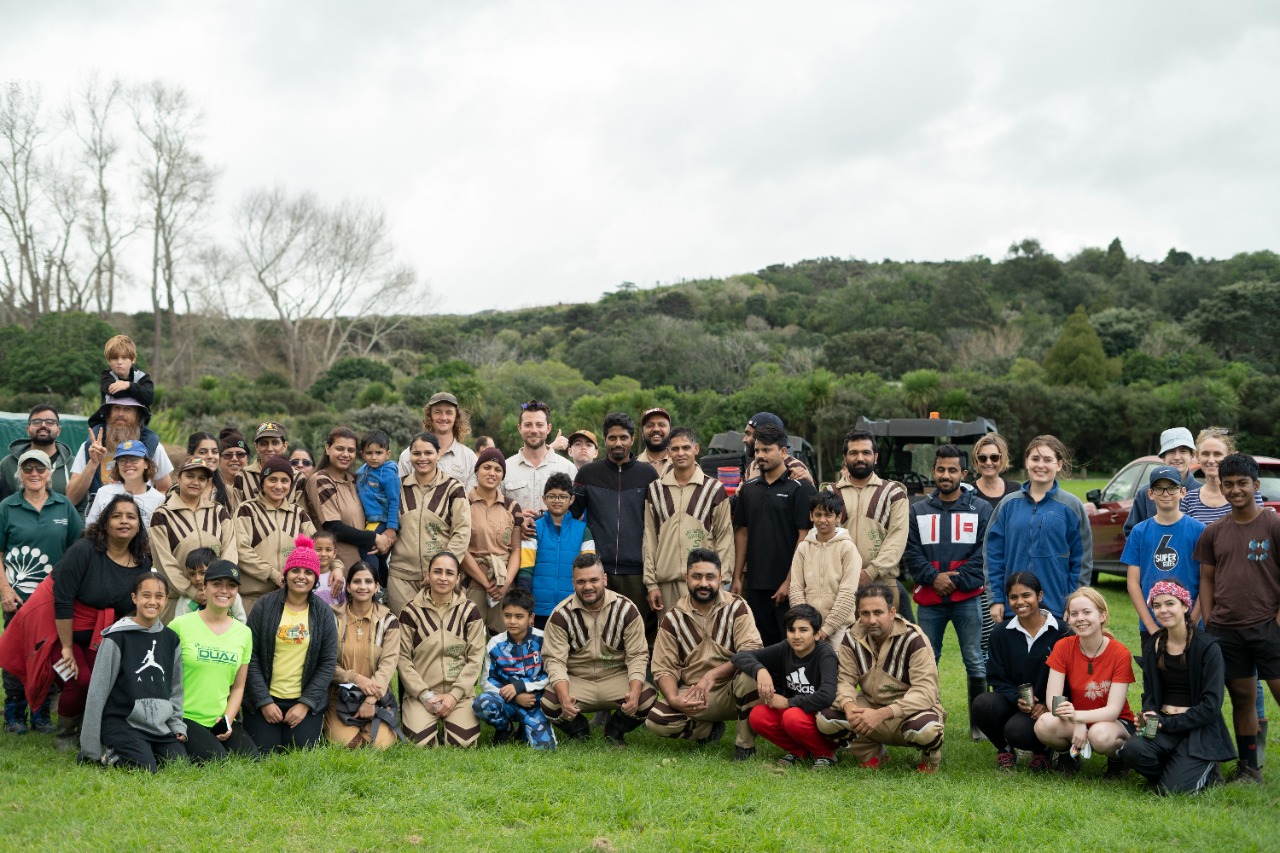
473, 587, 557, 749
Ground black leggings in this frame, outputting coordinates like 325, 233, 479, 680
242, 696, 324, 753
101, 717, 188, 772
182, 717, 260, 763
970, 692, 1050, 753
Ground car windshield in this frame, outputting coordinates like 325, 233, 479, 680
1259, 472, 1280, 503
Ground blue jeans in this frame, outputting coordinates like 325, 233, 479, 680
917, 597, 986, 679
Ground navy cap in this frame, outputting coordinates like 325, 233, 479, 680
203, 559, 241, 585
1149, 466, 1183, 488
747, 412, 784, 431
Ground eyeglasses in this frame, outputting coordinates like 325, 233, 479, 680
976, 454, 1001, 463
19, 463, 48, 474
221, 450, 248, 459
28, 418, 58, 426
543, 493, 572, 502
291, 459, 314, 468
1152, 486, 1182, 496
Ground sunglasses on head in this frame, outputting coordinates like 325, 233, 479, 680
521, 400, 549, 413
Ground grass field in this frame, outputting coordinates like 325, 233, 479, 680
2, 578, 1277, 852
1058, 478, 1109, 502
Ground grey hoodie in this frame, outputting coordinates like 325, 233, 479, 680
78, 617, 185, 764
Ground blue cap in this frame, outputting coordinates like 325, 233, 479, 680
1149, 465, 1182, 487
114, 440, 147, 458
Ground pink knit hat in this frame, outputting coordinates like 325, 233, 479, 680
285, 535, 321, 577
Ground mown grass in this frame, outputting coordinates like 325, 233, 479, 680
1, 578, 1277, 853
1056, 478, 1109, 502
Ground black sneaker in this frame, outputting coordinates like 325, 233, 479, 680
561, 715, 591, 742
732, 746, 757, 762
812, 755, 838, 770
776, 752, 801, 768
603, 715, 627, 748
1055, 752, 1080, 778
492, 727, 516, 746
1103, 758, 1128, 781
696, 721, 726, 746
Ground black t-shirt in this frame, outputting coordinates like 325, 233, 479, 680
53, 538, 154, 621
733, 473, 816, 590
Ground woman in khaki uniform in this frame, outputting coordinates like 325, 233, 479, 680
305, 427, 375, 595
387, 433, 471, 616
325, 561, 401, 749
235, 455, 318, 614
397, 552, 484, 748
151, 457, 238, 621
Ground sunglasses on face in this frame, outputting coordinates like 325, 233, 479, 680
291, 459, 314, 468
976, 454, 1001, 463
221, 450, 248, 459
20, 463, 48, 474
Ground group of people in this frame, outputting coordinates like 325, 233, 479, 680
0, 334, 1274, 794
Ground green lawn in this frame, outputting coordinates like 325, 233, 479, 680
2, 578, 1276, 852
1056, 478, 1109, 502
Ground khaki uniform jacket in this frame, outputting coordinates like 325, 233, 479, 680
635, 448, 672, 477
397, 588, 484, 704
332, 601, 401, 692
834, 471, 909, 582
788, 527, 862, 640
234, 497, 317, 597
643, 467, 734, 591
651, 589, 761, 688
836, 614, 944, 720
231, 459, 309, 511
150, 492, 238, 599
389, 470, 471, 583
544, 587, 648, 687
305, 467, 365, 570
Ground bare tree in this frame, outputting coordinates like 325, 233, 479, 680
0, 81, 54, 322
131, 80, 217, 377
235, 186, 431, 389
66, 74, 135, 315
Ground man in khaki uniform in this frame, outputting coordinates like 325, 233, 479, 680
541, 555, 656, 746
643, 428, 734, 616
816, 583, 946, 772
832, 428, 910, 617
645, 549, 762, 759
231, 422, 308, 510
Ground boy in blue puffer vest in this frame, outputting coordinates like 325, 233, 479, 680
521, 473, 594, 627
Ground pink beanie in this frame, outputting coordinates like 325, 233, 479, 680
285, 534, 321, 576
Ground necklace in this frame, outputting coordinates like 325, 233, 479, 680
1080, 636, 1106, 675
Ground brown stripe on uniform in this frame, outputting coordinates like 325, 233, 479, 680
400, 480, 418, 514
668, 610, 701, 660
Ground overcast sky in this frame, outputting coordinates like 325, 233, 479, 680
6, 2, 1279, 314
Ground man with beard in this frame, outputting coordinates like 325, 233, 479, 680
566, 430, 598, 470
741, 413, 813, 485
635, 408, 673, 476
398, 391, 478, 490
816, 583, 947, 772
571, 413, 660, 638
643, 428, 734, 616
65, 397, 173, 508
732, 423, 816, 646
833, 429, 911, 619
541, 555, 656, 746
503, 400, 577, 522
904, 444, 991, 739
0, 406, 81, 508
645, 549, 763, 758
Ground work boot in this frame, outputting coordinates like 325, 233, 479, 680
967, 677, 988, 742
558, 714, 590, 742
29, 699, 54, 734
54, 714, 82, 752
3, 700, 27, 735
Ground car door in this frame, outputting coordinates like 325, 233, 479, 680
1090, 461, 1148, 566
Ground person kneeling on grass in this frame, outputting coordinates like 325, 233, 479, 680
732, 604, 839, 768
645, 548, 763, 760
970, 571, 1069, 772
1034, 587, 1136, 779
542, 555, 656, 747
473, 586, 556, 749
1118, 581, 1235, 794
398, 551, 485, 748
79, 573, 188, 771
243, 536, 339, 753
325, 561, 401, 750
815, 583, 947, 772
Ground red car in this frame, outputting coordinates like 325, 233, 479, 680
1086, 455, 1280, 580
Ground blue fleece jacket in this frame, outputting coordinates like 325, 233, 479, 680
984, 482, 1093, 617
